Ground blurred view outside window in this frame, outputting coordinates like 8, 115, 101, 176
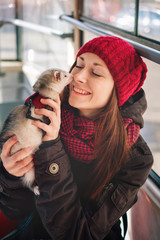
0, 0, 75, 71
83, 0, 160, 42
141, 59, 160, 176
0, 0, 16, 59
139, 0, 160, 41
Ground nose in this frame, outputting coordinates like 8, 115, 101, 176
74, 69, 88, 84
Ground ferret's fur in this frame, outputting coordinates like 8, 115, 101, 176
0, 69, 72, 195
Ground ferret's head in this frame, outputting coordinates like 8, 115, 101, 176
33, 69, 73, 99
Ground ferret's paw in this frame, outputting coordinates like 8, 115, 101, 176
34, 185, 40, 195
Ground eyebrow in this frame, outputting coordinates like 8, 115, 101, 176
78, 56, 104, 67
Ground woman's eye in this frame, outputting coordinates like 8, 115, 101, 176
75, 65, 83, 69
93, 72, 101, 77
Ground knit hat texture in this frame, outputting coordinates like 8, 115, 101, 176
76, 36, 147, 106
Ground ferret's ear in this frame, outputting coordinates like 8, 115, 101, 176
54, 71, 61, 81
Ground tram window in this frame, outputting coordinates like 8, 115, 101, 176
0, 0, 16, 60
20, 0, 74, 27
83, 0, 160, 42
18, 0, 74, 71
138, 0, 160, 42
141, 58, 160, 176
0, 0, 15, 20
83, 0, 135, 32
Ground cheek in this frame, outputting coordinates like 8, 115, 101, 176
93, 82, 113, 103
71, 68, 78, 76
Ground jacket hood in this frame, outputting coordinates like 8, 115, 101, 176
120, 89, 147, 128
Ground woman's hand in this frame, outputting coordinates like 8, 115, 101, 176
32, 94, 61, 141
0, 136, 34, 177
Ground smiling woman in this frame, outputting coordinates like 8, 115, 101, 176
0, 35, 153, 240
69, 53, 114, 118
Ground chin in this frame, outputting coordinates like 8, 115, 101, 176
68, 98, 82, 111
69, 98, 78, 108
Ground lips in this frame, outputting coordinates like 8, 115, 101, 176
73, 86, 91, 95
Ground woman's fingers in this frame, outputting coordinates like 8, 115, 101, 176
32, 94, 61, 141
34, 108, 58, 125
12, 146, 34, 162
4, 153, 34, 177
13, 156, 34, 177
32, 119, 49, 132
54, 94, 61, 117
1, 136, 18, 158
41, 95, 61, 116
32, 114, 60, 141
3, 146, 34, 170
1, 136, 35, 177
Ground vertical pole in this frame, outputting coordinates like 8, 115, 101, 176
135, 0, 139, 36
73, 0, 83, 54
0, 25, 5, 76
15, 0, 22, 61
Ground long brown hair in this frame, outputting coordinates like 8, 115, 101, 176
61, 63, 130, 199
87, 87, 129, 198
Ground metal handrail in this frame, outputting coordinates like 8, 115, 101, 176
0, 19, 73, 39
0, 16, 159, 63
60, 15, 160, 64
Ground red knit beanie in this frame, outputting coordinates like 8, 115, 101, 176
76, 36, 147, 106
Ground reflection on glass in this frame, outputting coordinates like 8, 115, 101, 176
83, 0, 160, 41
21, 0, 74, 28
83, 0, 136, 32
19, 0, 74, 70
141, 59, 160, 175
139, 0, 160, 42
0, 0, 16, 60
0, 0, 75, 68
0, 0, 15, 18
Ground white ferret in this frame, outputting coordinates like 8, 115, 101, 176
0, 68, 72, 195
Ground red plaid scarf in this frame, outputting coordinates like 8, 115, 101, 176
60, 104, 140, 164
123, 118, 140, 144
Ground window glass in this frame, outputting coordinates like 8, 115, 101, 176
21, 0, 73, 30
83, 0, 136, 32
138, 0, 160, 42
83, 0, 160, 41
141, 59, 160, 176
20, 0, 74, 71
0, 0, 16, 59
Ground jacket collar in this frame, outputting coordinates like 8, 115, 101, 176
120, 89, 147, 128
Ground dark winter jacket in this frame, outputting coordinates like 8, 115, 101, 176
0, 89, 153, 240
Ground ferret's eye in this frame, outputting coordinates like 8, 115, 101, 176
64, 74, 67, 77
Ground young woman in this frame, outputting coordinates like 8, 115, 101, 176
0, 36, 153, 239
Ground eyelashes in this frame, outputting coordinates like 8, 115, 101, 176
93, 72, 101, 77
75, 65, 82, 69
75, 65, 102, 77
